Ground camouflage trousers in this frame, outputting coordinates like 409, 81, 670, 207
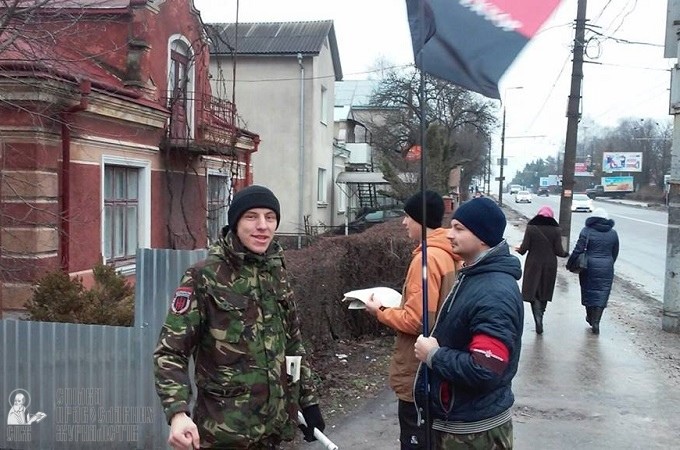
433, 420, 513, 449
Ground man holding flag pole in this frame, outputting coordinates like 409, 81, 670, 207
404, 1, 562, 448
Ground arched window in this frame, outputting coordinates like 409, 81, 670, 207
167, 36, 195, 139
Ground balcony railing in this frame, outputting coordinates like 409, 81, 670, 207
163, 91, 238, 150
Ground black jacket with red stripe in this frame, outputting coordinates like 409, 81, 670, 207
414, 241, 524, 423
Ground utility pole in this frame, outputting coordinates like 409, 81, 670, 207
486, 141, 492, 196
498, 107, 507, 206
497, 86, 523, 206
558, 0, 587, 251
663, 1, 680, 333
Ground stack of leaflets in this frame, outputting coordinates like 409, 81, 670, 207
342, 287, 402, 310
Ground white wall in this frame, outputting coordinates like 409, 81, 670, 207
210, 47, 337, 233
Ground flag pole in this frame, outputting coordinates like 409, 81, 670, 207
417, 1, 431, 448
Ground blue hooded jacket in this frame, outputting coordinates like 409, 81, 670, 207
414, 241, 524, 424
568, 217, 619, 308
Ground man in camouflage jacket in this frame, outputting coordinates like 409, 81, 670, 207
154, 185, 325, 449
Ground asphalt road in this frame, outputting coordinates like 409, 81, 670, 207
506, 194, 667, 300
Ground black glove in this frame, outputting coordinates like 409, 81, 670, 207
298, 404, 325, 442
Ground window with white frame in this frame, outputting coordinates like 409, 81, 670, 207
317, 168, 327, 204
103, 166, 140, 264
207, 173, 231, 243
320, 86, 328, 125
102, 157, 150, 270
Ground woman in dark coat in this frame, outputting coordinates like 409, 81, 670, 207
567, 207, 619, 334
515, 206, 568, 334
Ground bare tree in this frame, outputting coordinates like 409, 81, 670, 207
362, 67, 497, 200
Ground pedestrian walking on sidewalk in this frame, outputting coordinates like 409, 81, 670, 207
153, 185, 325, 449
514, 206, 568, 334
567, 207, 619, 335
365, 190, 459, 450
414, 197, 523, 449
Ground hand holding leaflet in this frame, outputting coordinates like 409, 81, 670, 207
342, 287, 402, 310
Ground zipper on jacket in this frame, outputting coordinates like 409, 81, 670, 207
413, 272, 466, 428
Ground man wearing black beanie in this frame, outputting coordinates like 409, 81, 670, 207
414, 197, 523, 449
366, 190, 460, 449
154, 185, 325, 449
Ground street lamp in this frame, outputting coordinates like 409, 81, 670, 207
498, 86, 523, 206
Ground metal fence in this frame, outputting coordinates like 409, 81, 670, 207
0, 248, 207, 449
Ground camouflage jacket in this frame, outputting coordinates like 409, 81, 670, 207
153, 232, 318, 448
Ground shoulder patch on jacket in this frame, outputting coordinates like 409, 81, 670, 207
171, 287, 193, 315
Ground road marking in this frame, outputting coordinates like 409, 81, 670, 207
612, 214, 666, 227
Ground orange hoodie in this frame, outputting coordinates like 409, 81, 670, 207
376, 227, 460, 402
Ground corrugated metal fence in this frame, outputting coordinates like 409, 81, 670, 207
0, 248, 207, 449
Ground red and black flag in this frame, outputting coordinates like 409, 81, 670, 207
406, 0, 563, 99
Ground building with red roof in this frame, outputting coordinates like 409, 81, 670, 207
0, 0, 260, 317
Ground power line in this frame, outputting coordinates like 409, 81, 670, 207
527, 52, 572, 131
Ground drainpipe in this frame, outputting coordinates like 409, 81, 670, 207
246, 136, 259, 186
60, 79, 91, 273
297, 53, 305, 245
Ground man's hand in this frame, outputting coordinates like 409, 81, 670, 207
168, 413, 200, 450
415, 334, 440, 363
364, 293, 383, 317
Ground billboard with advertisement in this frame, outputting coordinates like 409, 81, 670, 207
574, 162, 593, 177
601, 176, 635, 192
602, 152, 642, 173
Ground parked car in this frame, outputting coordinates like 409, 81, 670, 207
344, 208, 406, 234
571, 193, 593, 212
537, 187, 550, 197
514, 190, 532, 203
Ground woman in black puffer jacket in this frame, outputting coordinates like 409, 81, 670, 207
567, 208, 619, 334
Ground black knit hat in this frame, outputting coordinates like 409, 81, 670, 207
452, 197, 506, 247
226, 185, 280, 232
403, 190, 445, 229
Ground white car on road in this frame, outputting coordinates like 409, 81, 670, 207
571, 193, 593, 212
514, 190, 532, 203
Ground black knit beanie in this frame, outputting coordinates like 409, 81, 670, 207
226, 185, 280, 233
452, 197, 506, 247
403, 190, 445, 229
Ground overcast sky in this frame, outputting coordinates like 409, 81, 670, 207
193, 0, 672, 181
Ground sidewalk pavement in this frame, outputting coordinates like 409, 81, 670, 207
315, 217, 680, 449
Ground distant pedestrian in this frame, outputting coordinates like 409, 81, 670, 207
514, 206, 568, 334
365, 191, 459, 450
567, 207, 619, 334
414, 197, 523, 449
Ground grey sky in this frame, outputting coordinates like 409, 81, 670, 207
194, 0, 672, 180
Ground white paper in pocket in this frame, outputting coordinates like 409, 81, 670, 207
286, 355, 301, 383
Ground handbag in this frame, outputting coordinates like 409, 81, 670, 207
567, 231, 589, 274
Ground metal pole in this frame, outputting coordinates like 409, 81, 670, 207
297, 53, 305, 247
498, 107, 506, 205
662, 23, 680, 332
486, 141, 491, 196
558, 0, 587, 252
418, 61, 433, 450
416, 1, 432, 446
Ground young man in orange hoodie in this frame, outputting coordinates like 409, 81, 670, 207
365, 190, 459, 450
